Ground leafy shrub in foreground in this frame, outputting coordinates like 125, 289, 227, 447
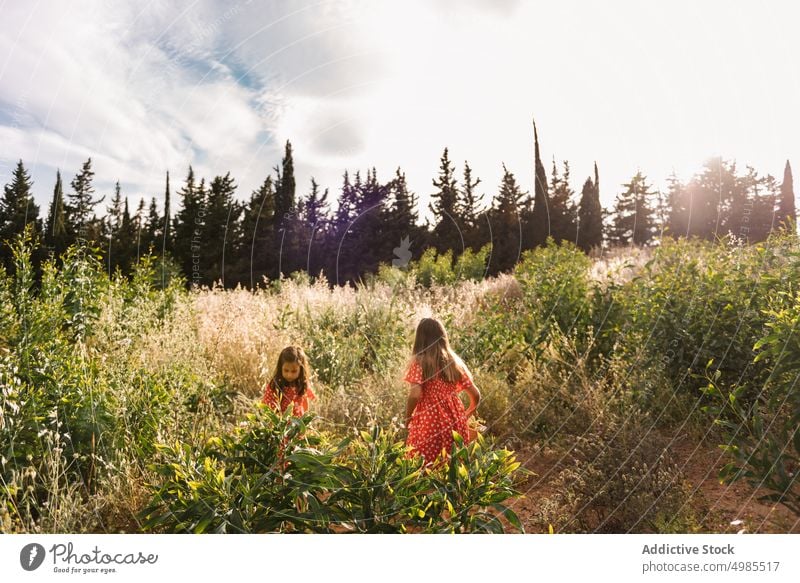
703, 288, 800, 517
141, 408, 526, 533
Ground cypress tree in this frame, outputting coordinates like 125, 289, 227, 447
44, 170, 68, 256
134, 198, 146, 265
162, 170, 172, 255
778, 160, 796, 232
577, 162, 603, 252
355, 167, 393, 278
330, 171, 360, 285
106, 181, 124, 273
529, 120, 550, 247
275, 140, 296, 229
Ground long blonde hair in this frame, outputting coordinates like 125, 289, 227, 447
411, 317, 468, 383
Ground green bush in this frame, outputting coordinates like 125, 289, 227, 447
453, 244, 492, 282
514, 238, 594, 352
141, 411, 526, 533
703, 288, 800, 517
413, 247, 455, 287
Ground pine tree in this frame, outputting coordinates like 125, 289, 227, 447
302, 178, 330, 279
304, 178, 329, 229
201, 173, 239, 286
682, 157, 734, 241
548, 159, 578, 244
609, 171, 656, 246
117, 197, 135, 274
386, 168, 420, 260
144, 197, 160, 254
239, 174, 277, 286
778, 160, 796, 232
107, 181, 123, 231
577, 162, 603, 252
652, 187, 670, 242
172, 167, 206, 284
430, 148, 461, 253
333, 171, 359, 231
0, 160, 41, 269
457, 161, 484, 250
329, 171, 360, 284
162, 170, 172, 255
106, 181, 124, 273
67, 158, 104, 243
44, 170, 68, 256
528, 120, 550, 247
488, 164, 526, 274
750, 173, 779, 242
665, 171, 689, 239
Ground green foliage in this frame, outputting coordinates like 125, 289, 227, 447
0, 232, 225, 532
5, 225, 800, 533
424, 432, 525, 533
414, 247, 456, 287
141, 407, 345, 533
703, 287, 800, 516
453, 244, 491, 282
141, 415, 526, 533
297, 298, 409, 389
607, 234, 799, 402
514, 238, 593, 350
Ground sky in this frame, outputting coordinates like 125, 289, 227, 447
1, 0, 798, 221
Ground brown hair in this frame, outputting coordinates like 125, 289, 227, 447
411, 317, 468, 384
270, 345, 311, 396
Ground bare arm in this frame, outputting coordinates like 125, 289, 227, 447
462, 378, 481, 418
405, 384, 422, 427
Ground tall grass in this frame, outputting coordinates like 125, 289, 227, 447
2, 228, 798, 532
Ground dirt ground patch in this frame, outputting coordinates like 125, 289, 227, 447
506, 433, 799, 534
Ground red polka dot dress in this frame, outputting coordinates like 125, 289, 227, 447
261, 380, 316, 473
404, 359, 474, 465
262, 380, 316, 417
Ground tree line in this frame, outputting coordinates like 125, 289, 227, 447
1, 121, 795, 287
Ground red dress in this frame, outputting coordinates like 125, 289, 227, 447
262, 380, 316, 416
404, 359, 473, 464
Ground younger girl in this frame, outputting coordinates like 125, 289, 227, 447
403, 317, 481, 465
262, 345, 316, 416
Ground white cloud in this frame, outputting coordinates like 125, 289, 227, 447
0, 0, 797, 220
